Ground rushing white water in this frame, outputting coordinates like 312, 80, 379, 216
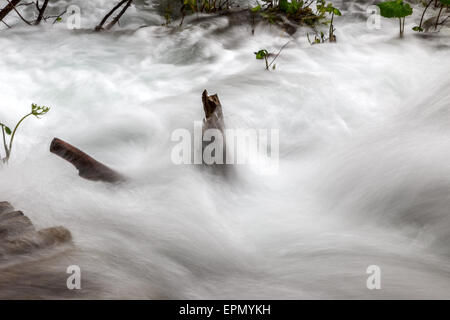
0, 0, 450, 298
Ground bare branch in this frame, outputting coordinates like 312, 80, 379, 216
105, 0, 133, 30
5, 0, 32, 25
95, 0, 128, 31
0, 0, 22, 22
35, 0, 49, 25
267, 40, 291, 69
16, 2, 34, 8
50, 10, 66, 24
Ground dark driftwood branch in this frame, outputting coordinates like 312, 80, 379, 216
0, 0, 21, 22
105, 0, 133, 30
95, 0, 132, 31
50, 138, 125, 183
95, 0, 127, 31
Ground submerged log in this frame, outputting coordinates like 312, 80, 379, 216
0, 201, 71, 259
50, 138, 125, 183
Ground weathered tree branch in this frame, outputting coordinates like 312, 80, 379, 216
50, 138, 125, 183
95, 0, 133, 31
0, 0, 21, 22
105, 0, 133, 30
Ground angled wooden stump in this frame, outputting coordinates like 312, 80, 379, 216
50, 138, 125, 183
202, 89, 225, 134
202, 90, 226, 165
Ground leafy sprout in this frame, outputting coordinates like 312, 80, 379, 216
1, 103, 50, 164
254, 49, 268, 59
255, 49, 269, 69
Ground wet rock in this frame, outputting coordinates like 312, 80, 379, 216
0, 201, 72, 260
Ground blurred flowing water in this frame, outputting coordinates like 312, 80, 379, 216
0, 0, 449, 298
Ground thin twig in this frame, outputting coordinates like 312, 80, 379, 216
1, 125, 9, 160
1, 19, 11, 28
5, 0, 32, 25
268, 40, 291, 69
439, 15, 449, 25
51, 10, 66, 24
419, 0, 433, 29
16, 2, 34, 8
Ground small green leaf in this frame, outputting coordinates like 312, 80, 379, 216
255, 49, 268, 59
377, 0, 413, 18
251, 5, 261, 12
412, 26, 423, 32
4, 126, 11, 135
333, 8, 342, 16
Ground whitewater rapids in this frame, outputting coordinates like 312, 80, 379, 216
0, 0, 449, 298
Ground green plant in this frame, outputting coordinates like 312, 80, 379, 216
279, 0, 303, 15
255, 49, 269, 69
182, 0, 226, 14
180, 0, 229, 26
1, 103, 50, 164
307, 31, 326, 44
317, 0, 341, 42
254, 41, 291, 70
377, 0, 413, 38
252, 0, 322, 26
251, 4, 262, 13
